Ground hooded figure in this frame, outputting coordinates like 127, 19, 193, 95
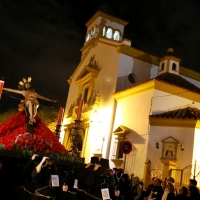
130, 176, 142, 200
99, 158, 110, 168
90, 156, 100, 165
31, 156, 66, 200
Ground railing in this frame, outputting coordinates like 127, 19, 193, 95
169, 165, 192, 187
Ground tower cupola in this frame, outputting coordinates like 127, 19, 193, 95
158, 48, 181, 76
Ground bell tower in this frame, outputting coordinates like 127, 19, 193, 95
84, 7, 128, 44
158, 48, 181, 76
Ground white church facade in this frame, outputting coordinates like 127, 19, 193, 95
60, 9, 200, 186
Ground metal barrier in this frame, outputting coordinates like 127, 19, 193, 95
169, 165, 192, 187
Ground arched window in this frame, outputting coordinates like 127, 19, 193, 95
86, 33, 90, 42
106, 28, 113, 39
83, 87, 89, 103
161, 63, 165, 71
92, 27, 96, 35
113, 31, 120, 41
172, 63, 176, 71
128, 73, 136, 84
102, 27, 106, 36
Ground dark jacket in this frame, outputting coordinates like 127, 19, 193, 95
175, 194, 188, 200
150, 186, 164, 200
145, 184, 154, 197
167, 192, 176, 200
119, 179, 131, 200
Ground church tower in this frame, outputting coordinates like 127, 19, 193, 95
158, 48, 181, 76
84, 6, 128, 45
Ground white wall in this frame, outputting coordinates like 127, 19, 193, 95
181, 75, 200, 88
116, 54, 154, 91
64, 38, 122, 162
132, 58, 152, 83
147, 126, 194, 173
112, 86, 200, 177
118, 54, 133, 77
193, 128, 200, 165
151, 90, 200, 115
112, 89, 154, 177
150, 65, 158, 79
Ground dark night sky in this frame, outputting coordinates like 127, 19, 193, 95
0, 0, 200, 110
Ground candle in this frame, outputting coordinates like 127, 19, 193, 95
57, 107, 64, 125
76, 100, 84, 120
0, 80, 4, 99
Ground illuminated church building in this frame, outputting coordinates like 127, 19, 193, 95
61, 9, 200, 184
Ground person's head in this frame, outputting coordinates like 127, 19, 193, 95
24, 82, 31, 90
153, 178, 162, 186
132, 176, 140, 186
167, 176, 175, 184
90, 156, 99, 165
112, 167, 117, 174
178, 186, 188, 196
188, 185, 199, 197
42, 158, 58, 174
116, 168, 124, 176
122, 173, 130, 182
167, 182, 175, 193
189, 179, 197, 186
99, 158, 110, 169
42, 154, 58, 169
45, 158, 54, 166
48, 153, 58, 163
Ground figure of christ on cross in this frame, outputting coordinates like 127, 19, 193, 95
3, 77, 57, 133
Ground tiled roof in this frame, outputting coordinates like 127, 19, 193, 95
150, 107, 200, 119
155, 72, 200, 93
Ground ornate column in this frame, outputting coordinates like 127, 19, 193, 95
143, 159, 152, 189
81, 123, 90, 158
161, 159, 177, 179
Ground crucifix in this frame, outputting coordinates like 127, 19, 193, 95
2, 77, 57, 133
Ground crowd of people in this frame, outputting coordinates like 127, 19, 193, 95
144, 176, 200, 200
113, 173, 200, 200
0, 155, 200, 200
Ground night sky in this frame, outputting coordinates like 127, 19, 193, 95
0, 0, 200, 110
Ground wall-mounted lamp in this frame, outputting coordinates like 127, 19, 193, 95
181, 144, 184, 151
156, 142, 159, 149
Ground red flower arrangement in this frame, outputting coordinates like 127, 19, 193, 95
0, 111, 68, 155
